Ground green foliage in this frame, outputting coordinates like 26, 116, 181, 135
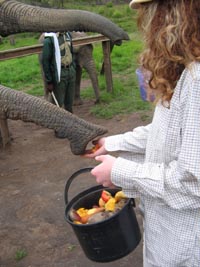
106, 2, 113, 8
112, 10, 123, 19
0, 33, 39, 50
97, 6, 106, 15
15, 249, 28, 261
0, 54, 43, 95
0, 3, 152, 119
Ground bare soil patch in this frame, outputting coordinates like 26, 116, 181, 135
0, 98, 152, 267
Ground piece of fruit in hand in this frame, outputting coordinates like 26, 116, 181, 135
91, 144, 100, 153
84, 143, 100, 154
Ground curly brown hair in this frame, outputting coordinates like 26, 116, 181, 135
137, 0, 200, 102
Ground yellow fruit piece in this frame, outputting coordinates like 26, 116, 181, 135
105, 198, 116, 211
76, 208, 88, 217
99, 197, 105, 207
74, 220, 82, 224
87, 207, 104, 215
114, 191, 127, 202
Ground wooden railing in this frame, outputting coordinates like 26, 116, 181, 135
0, 34, 113, 92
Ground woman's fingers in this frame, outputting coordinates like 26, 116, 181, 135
91, 155, 116, 187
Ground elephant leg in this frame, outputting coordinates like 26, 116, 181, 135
74, 65, 83, 106
100, 41, 115, 75
0, 118, 11, 147
89, 73, 100, 104
74, 43, 100, 105
84, 62, 100, 104
81, 45, 100, 104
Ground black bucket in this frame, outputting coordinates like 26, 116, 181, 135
64, 167, 141, 263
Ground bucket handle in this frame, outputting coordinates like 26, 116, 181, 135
64, 167, 103, 206
64, 167, 136, 208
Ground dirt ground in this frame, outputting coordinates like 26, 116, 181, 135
0, 96, 152, 267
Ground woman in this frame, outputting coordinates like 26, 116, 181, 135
85, 0, 200, 266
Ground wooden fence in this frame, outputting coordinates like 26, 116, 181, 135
0, 34, 113, 92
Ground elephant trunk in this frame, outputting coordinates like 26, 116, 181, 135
0, 86, 107, 155
0, 0, 129, 43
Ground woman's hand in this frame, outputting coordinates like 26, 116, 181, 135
83, 137, 107, 158
91, 155, 117, 187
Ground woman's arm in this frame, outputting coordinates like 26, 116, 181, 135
111, 78, 200, 209
105, 123, 151, 154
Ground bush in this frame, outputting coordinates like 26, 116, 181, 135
106, 2, 113, 8
112, 10, 123, 18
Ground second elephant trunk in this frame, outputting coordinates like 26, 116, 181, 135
0, 86, 107, 155
0, 0, 129, 43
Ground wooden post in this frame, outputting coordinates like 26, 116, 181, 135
102, 40, 113, 92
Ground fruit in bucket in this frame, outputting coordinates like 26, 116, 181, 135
101, 190, 112, 203
69, 209, 81, 222
69, 207, 104, 224
114, 191, 127, 202
69, 190, 128, 224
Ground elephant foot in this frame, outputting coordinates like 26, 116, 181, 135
73, 98, 83, 106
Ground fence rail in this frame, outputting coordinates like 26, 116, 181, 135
0, 34, 113, 91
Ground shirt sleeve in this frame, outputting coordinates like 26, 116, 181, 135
105, 123, 151, 154
111, 78, 200, 209
42, 38, 54, 83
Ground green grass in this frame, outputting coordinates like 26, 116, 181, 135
0, 4, 151, 119
15, 249, 28, 261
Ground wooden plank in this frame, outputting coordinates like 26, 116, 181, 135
0, 44, 43, 60
0, 34, 109, 61
73, 34, 109, 46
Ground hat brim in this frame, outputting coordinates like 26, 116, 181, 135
129, 0, 152, 9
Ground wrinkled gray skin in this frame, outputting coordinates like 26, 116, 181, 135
39, 32, 100, 105
0, 86, 107, 155
0, 0, 129, 42
0, 0, 129, 154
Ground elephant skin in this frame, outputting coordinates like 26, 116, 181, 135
0, 0, 129, 153
0, 0, 129, 43
0, 85, 107, 155
72, 32, 101, 105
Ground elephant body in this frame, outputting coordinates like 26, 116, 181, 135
39, 32, 100, 105
72, 32, 101, 105
0, 0, 129, 154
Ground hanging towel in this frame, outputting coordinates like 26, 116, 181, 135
44, 32, 61, 82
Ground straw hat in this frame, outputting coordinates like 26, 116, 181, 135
129, 0, 152, 9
